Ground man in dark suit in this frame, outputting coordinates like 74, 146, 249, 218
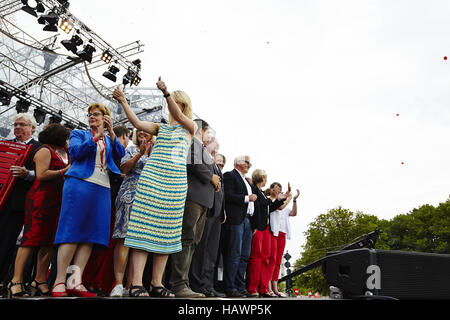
222, 155, 257, 297
189, 136, 226, 297
0, 113, 42, 293
169, 119, 221, 298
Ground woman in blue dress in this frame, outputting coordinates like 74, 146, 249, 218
51, 103, 125, 297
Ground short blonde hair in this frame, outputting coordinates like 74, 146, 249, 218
168, 90, 193, 122
132, 128, 156, 147
251, 169, 267, 185
88, 102, 111, 116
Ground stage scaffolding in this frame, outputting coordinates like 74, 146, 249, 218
0, 0, 167, 139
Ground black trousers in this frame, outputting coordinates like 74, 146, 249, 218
0, 201, 25, 285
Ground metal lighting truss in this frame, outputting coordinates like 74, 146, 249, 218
0, 0, 167, 139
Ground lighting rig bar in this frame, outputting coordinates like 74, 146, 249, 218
36, 0, 144, 83
0, 79, 88, 129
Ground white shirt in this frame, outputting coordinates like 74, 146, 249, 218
237, 169, 254, 216
270, 206, 292, 240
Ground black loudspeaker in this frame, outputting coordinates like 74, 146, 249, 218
322, 248, 450, 300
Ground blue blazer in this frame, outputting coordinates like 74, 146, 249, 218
65, 129, 126, 179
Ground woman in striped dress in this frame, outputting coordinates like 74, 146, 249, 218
113, 78, 196, 297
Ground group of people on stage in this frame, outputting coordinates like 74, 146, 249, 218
0, 77, 299, 299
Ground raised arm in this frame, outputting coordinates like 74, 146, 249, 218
113, 86, 160, 136
156, 77, 196, 136
289, 189, 300, 216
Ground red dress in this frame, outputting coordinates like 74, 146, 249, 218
20, 145, 66, 247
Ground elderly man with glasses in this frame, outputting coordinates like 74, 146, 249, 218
221, 155, 257, 297
0, 113, 42, 294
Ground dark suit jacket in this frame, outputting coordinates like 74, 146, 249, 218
9, 138, 42, 212
186, 137, 215, 209
223, 168, 253, 225
208, 163, 224, 218
249, 184, 284, 232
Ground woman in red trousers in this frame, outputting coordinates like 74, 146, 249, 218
268, 183, 299, 297
247, 171, 287, 297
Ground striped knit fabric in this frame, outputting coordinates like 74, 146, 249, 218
124, 124, 191, 254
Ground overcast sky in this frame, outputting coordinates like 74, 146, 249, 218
12, 0, 450, 261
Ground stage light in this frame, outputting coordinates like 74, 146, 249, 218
76, 43, 96, 63
49, 112, 62, 124
132, 75, 141, 86
122, 68, 135, 86
38, 11, 59, 32
15, 99, 31, 113
61, 34, 83, 54
132, 59, 141, 69
0, 127, 11, 138
33, 108, 47, 125
21, 0, 45, 17
0, 89, 11, 106
101, 51, 112, 64
59, 19, 73, 34
102, 65, 120, 82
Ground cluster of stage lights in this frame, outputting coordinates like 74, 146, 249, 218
0, 88, 77, 127
21, 0, 142, 86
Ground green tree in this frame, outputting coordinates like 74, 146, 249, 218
293, 207, 387, 294
386, 199, 450, 253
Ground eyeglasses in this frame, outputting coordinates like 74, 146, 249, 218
245, 160, 252, 168
87, 112, 103, 118
14, 122, 31, 127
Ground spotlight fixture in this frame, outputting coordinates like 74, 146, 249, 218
49, 112, 63, 124
37, 11, 59, 32
102, 64, 120, 82
59, 19, 73, 34
33, 108, 47, 125
0, 127, 11, 138
15, 99, 31, 113
61, 34, 83, 54
0, 89, 11, 106
101, 51, 112, 64
76, 42, 96, 63
132, 59, 142, 69
21, 0, 45, 17
122, 68, 136, 86
132, 75, 141, 86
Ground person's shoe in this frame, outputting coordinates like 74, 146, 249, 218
208, 288, 225, 298
50, 282, 68, 298
259, 291, 276, 298
226, 290, 246, 298
240, 290, 255, 298
196, 287, 214, 297
275, 291, 287, 298
246, 291, 260, 298
110, 284, 124, 297
89, 288, 106, 297
174, 287, 205, 298
67, 283, 97, 298
122, 287, 130, 297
